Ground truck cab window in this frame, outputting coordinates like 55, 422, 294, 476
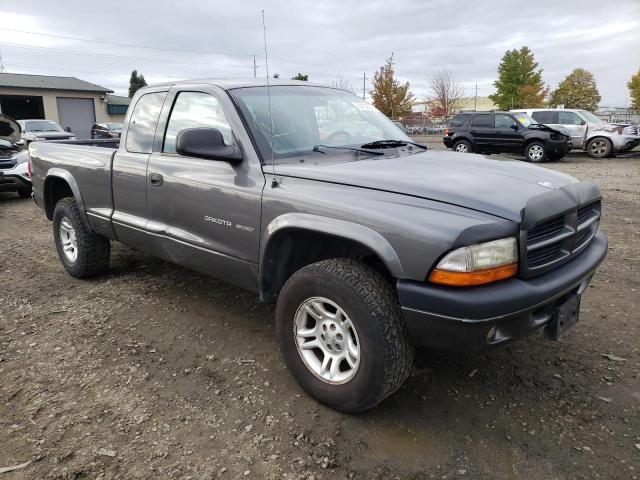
125, 92, 167, 153
163, 92, 233, 154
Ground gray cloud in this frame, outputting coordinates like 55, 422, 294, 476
1, 0, 638, 105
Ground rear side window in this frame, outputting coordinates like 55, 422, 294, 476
126, 92, 167, 153
558, 111, 583, 125
471, 114, 492, 127
531, 111, 557, 124
449, 114, 471, 127
163, 92, 233, 154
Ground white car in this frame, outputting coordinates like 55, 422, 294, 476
0, 115, 32, 198
510, 108, 640, 158
16, 119, 76, 145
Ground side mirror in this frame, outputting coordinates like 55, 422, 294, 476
176, 128, 242, 161
65, 127, 72, 133
510, 124, 519, 130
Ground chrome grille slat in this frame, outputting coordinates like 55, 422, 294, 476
522, 201, 600, 276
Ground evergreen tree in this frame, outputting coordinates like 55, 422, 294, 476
489, 47, 547, 110
291, 73, 308, 81
128, 70, 148, 98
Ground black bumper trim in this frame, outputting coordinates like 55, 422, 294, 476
397, 231, 607, 352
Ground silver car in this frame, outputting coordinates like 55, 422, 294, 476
511, 108, 640, 158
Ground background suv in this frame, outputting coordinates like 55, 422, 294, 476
511, 108, 640, 158
91, 122, 123, 139
443, 111, 571, 162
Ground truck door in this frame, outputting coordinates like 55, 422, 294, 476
111, 90, 167, 249
145, 87, 265, 291
493, 113, 524, 152
467, 113, 495, 151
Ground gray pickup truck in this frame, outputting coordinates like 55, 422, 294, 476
29, 80, 608, 412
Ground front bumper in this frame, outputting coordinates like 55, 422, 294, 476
398, 231, 607, 353
613, 134, 640, 151
545, 138, 571, 156
0, 162, 31, 192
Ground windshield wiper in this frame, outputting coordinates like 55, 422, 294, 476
312, 145, 384, 156
360, 139, 428, 150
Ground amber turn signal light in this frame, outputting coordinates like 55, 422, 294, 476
428, 263, 518, 286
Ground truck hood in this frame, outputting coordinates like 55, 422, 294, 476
273, 151, 578, 221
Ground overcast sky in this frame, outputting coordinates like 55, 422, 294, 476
1, 0, 638, 106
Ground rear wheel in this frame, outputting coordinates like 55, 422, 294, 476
525, 141, 548, 163
453, 139, 472, 153
53, 197, 110, 278
275, 259, 413, 413
587, 137, 612, 158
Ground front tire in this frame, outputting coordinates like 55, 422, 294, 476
587, 137, 612, 158
53, 197, 110, 278
525, 141, 548, 163
275, 259, 413, 413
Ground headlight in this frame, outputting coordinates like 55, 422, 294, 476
429, 237, 518, 286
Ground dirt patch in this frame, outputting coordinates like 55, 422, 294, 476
1, 148, 639, 479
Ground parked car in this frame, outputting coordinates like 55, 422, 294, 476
443, 111, 572, 162
17, 119, 76, 145
0, 114, 32, 198
29, 80, 607, 412
510, 108, 640, 158
91, 122, 123, 139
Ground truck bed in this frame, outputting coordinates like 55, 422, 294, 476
29, 141, 118, 230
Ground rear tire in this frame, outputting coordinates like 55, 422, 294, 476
275, 259, 413, 413
452, 139, 473, 153
586, 137, 612, 159
53, 197, 110, 278
525, 141, 548, 163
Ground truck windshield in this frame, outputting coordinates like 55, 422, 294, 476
26, 120, 64, 132
231, 86, 411, 162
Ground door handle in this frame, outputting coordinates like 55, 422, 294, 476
149, 173, 163, 186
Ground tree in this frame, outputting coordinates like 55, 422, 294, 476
489, 47, 548, 110
327, 76, 354, 93
292, 73, 308, 81
128, 70, 148, 98
427, 70, 465, 121
628, 69, 640, 110
548, 68, 601, 111
370, 54, 414, 118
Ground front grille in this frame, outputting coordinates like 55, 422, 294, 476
522, 200, 600, 277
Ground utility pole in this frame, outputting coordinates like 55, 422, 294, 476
252, 55, 257, 78
362, 72, 366, 100
474, 82, 478, 111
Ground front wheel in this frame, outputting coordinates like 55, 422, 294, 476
275, 259, 413, 413
53, 197, 110, 278
525, 141, 548, 163
586, 137, 612, 158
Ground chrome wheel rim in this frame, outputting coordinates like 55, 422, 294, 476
529, 144, 544, 161
294, 297, 360, 385
590, 140, 607, 156
59, 217, 78, 262
454, 143, 468, 153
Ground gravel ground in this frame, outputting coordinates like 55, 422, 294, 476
1, 143, 639, 479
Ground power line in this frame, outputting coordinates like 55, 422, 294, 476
0, 27, 373, 71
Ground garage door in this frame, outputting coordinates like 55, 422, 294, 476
56, 97, 96, 140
